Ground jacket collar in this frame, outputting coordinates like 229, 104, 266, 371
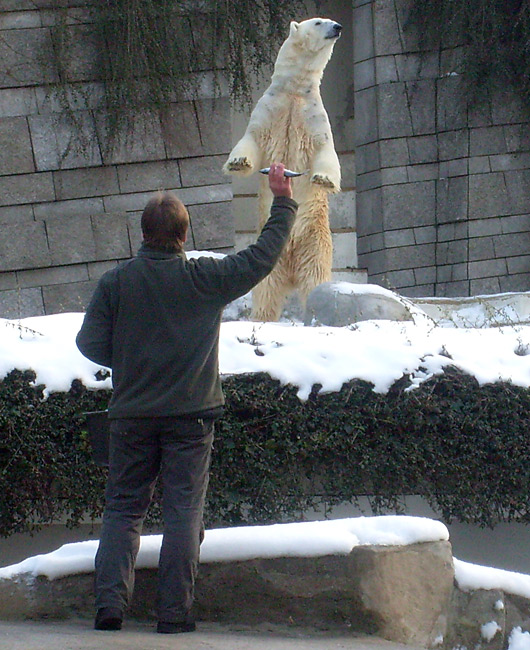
137, 243, 187, 261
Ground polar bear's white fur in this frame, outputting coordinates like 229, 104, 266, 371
223, 17, 342, 322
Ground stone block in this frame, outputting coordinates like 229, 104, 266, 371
385, 243, 435, 271
439, 159, 468, 178
357, 169, 382, 192
375, 56, 398, 84
414, 225, 436, 245
16, 264, 89, 289
43, 280, 97, 314
332, 231, 357, 268
408, 80, 436, 135
436, 177, 468, 224
0, 28, 56, 88
354, 59, 376, 90
385, 269, 415, 288
179, 155, 226, 188
338, 152, 356, 189
0, 220, 51, 271
379, 138, 409, 167
501, 214, 530, 234
438, 130, 469, 161
0, 287, 44, 319
408, 135, 438, 164
505, 170, 530, 215
381, 167, 408, 185
117, 160, 181, 194
0, 87, 37, 117
353, 2, 374, 62
354, 87, 378, 146
92, 214, 132, 260
35, 82, 105, 115
469, 173, 510, 219
414, 266, 436, 285
29, 111, 102, 171
491, 87, 527, 125
356, 188, 383, 236
384, 228, 415, 248
504, 123, 530, 152
470, 277, 502, 295
97, 111, 165, 166
494, 231, 530, 258
437, 222, 469, 242
436, 240, 468, 266
188, 201, 234, 250
373, 0, 403, 56
408, 163, 439, 182
382, 181, 436, 229
396, 52, 439, 81
54, 167, 120, 201
0, 116, 34, 174
0, 271, 16, 290
178, 184, 232, 207
437, 280, 470, 297
33, 197, 105, 220
489, 152, 530, 172
127, 213, 143, 253
436, 76, 467, 131
162, 98, 230, 159
469, 156, 491, 174
0, 10, 40, 29
469, 126, 507, 157
468, 218, 502, 238
378, 83, 413, 139
46, 214, 96, 266
359, 232, 385, 254
469, 237, 495, 261
0, 172, 54, 207
0, 204, 34, 224
500, 272, 530, 293
232, 196, 258, 232
436, 263, 468, 283
469, 259, 507, 280
507, 256, 530, 275
355, 143, 380, 175
329, 190, 356, 230
87, 260, 118, 280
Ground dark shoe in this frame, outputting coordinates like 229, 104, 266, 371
157, 620, 196, 634
94, 606, 123, 631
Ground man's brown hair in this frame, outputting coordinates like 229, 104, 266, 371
141, 192, 189, 252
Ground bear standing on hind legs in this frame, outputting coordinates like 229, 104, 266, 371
223, 18, 342, 322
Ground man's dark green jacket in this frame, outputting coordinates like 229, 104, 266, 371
76, 196, 297, 419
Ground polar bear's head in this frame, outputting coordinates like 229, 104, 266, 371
288, 18, 342, 53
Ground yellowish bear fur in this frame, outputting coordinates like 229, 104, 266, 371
223, 18, 342, 321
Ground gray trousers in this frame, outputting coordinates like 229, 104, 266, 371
94, 417, 214, 622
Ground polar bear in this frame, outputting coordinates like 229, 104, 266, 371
223, 17, 342, 322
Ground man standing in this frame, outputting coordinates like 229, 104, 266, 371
76, 164, 297, 634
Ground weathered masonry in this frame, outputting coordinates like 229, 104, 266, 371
0, 0, 529, 319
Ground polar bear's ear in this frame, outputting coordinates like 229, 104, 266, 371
289, 21, 300, 37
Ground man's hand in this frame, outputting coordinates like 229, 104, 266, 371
268, 163, 293, 199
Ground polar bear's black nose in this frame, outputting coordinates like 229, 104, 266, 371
333, 23, 342, 33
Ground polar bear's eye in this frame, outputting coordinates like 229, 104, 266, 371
315, 20, 322, 25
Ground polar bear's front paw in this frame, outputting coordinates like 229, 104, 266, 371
225, 157, 254, 173
311, 173, 340, 192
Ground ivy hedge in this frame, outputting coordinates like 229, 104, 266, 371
1, 366, 530, 539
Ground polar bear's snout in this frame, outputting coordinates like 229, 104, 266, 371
325, 22, 342, 39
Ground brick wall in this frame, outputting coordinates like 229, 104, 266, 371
0, 2, 232, 318
353, 0, 530, 297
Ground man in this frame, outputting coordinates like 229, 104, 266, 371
76, 164, 297, 634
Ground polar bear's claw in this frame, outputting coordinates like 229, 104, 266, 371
226, 157, 254, 172
311, 173, 339, 191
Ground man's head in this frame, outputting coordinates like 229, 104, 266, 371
141, 192, 189, 252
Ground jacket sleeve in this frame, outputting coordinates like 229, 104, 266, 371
188, 196, 298, 304
76, 274, 114, 368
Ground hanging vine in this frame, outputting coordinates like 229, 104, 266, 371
44, 0, 308, 144
407, 0, 530, 111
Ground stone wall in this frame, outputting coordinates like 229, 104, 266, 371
0, 0, 362, 319
353, 0, 530, 297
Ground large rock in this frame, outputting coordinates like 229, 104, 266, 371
304, 282, 431, 327
0, 541, 454, 647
